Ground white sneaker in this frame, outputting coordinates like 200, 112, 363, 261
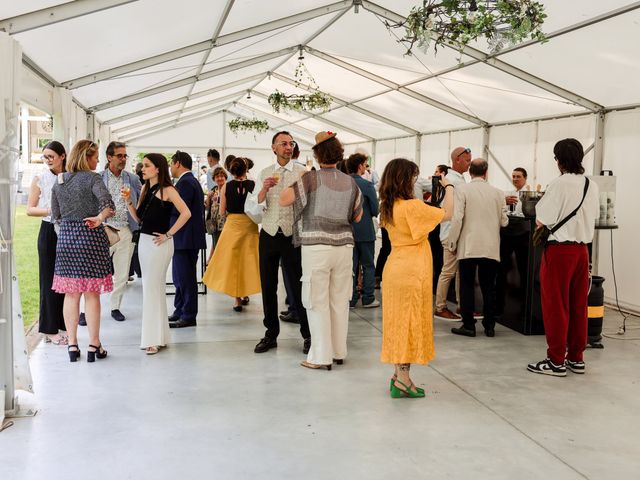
362, 299, 380, 308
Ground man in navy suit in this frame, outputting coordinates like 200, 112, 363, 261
168, 151, 207, 328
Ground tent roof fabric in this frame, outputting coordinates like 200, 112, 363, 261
3, 0, 640, 144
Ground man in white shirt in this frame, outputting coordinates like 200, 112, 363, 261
101, 141, 141, 322
254, 131, 310, 354
527, 138, 599, 377
447, 159, 509, 337
434, 147, 471, 320
206, 148, 222, 191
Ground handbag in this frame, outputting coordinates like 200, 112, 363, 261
533, 178, 590, 247
132, 184, 159, 244
104, 224, 121, 246
244, 191, 265, 224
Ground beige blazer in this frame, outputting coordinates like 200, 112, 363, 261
448, 178, 509, 262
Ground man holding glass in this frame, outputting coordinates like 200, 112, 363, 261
254, 131, 310, 354
101, 141, 141, 322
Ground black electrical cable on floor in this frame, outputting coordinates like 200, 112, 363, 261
602, 228, 640, 340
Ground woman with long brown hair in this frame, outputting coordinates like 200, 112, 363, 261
122, 153, 191, 355
27, 141, 68, 345
50, 140, 115, 363
379, 158, 453, 397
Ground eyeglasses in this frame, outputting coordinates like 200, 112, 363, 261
111, 153, 129, 160
456, 148, 471, 158
275, 141, 296, 148
41, 154, 55, 161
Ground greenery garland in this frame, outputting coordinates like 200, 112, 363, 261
227, 118, 270, 135
268, 90, 332, 114
387, 0, 547, 56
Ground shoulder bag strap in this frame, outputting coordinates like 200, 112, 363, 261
549, 177, 590, 234
137, 184, 159, 230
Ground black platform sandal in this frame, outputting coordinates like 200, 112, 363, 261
87, 344, 108, 363
68, 345, 80, 363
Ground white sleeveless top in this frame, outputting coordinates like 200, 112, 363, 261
37, 167, 57, 223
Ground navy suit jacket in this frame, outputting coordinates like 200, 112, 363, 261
171, 172, 207, 250
351, 174, 379, 242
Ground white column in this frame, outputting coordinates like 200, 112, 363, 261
52, 87, 73, 147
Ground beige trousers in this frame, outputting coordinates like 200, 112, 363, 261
435, 239, 460, 311
301, 244, 353, 365
109, 225, 134, 310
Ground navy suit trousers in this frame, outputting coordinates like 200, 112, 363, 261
172, 249, 200, 322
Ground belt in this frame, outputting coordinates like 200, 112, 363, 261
546, 241, 584, 245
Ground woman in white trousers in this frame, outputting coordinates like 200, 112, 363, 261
123, 153, 191, 355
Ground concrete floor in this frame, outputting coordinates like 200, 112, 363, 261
2, 278, 639, 480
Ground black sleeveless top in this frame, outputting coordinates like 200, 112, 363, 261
137, 186, 174, 235
226, 179, 255, 214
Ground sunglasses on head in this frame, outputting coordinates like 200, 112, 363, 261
457, 148, 471, 158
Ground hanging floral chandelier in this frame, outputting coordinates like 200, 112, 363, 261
387, 0, 547, 56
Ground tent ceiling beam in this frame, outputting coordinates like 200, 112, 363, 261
250, 90, 373, 141
359, 1, 603, 112
120, 104, 232, 143
305, 46, 486, 126
226, 109, 315, 147
0, 0, 138, 35
89, 47, 297, 112
112, 90, 247, 135
271, 72, 419, 135
102, 72, 266, 125
60, 0, 352, 89
172, 0, 236, 127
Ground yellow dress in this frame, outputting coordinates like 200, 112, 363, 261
202, 213, 261, 298
380, 199, 444, 365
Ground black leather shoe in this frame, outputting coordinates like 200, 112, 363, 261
279, 312, 300, 324
485, 328, 495, 337
168, 314, 180, 322
451, 326, 476, 337
303, 337, 311, 354
78, 313, 87, 326
169, 319, 197, 328
111, 309, 125, 322
280, 310, 289, 316
254, 337, 277, 353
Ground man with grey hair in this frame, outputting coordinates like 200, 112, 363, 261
101, 141, 141, 322
447, 158, 508, 337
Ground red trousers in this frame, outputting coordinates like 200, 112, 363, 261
540, 244, 589, 364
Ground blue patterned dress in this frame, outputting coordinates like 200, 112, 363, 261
50, 171, 115, 293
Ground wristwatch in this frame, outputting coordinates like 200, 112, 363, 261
165, 232, 173, 239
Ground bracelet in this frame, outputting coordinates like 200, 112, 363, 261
166, 232, 173, 239
444, 184, 455, 189
128, 201, 133, 206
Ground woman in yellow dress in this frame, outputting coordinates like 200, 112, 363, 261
379, 158, 454, 398
203, 157, 261, 311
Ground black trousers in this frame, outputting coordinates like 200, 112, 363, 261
38, 221, 65, 334
429, 224, 443, 294
459, 258, 499, 330
259, 230, 309, 339
374, 227, 391, 279
172, 249, 200, 322
495, 232, 529, 314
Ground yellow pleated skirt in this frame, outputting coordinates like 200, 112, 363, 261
202, 213, 261, 297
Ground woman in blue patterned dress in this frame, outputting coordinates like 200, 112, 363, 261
50, 140, 115, 363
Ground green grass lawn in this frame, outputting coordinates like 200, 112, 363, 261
14, 205, 41, 329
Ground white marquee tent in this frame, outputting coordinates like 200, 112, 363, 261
1, 0, 639, 413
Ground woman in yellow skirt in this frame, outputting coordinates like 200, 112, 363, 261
203, 157, 261, 311
379, 159, 454, 398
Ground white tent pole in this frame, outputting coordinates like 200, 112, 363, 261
172, 0, 236, 128
270, 72, 419, 135
371, 140, 377, 168
61, 0, 352, 89
360, 1, 603, 112
415, 134, 422, 165
0, 0, 138, 35
89, 47, 298, 112
305, 46, 487, 126
250, 91, 373, 141
102, 73, 266, 125
222, 110, 227, 161
532, 121, 540, 188
482, 126, 490, 162
112, 90, 249, 135
486, 147, 512, 184
591, 111, 606, 275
